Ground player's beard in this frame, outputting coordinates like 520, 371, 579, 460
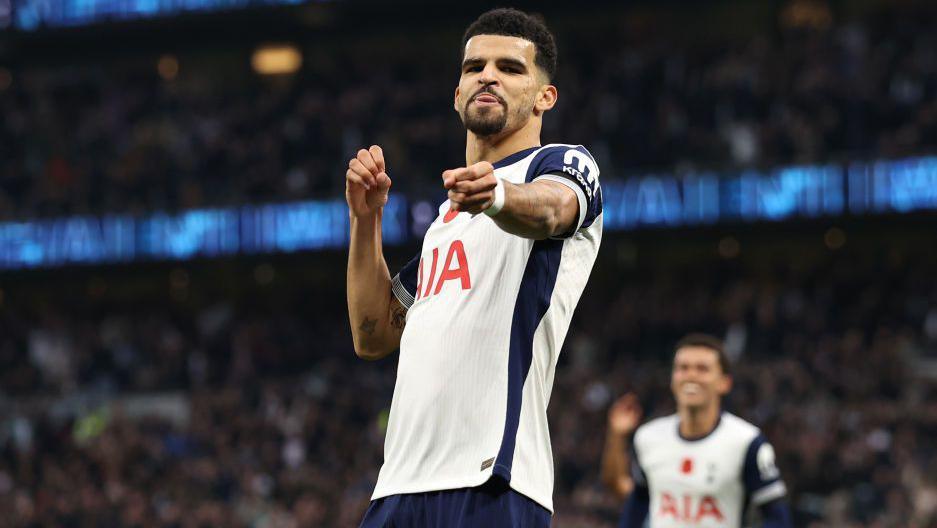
462, 98, 509, 137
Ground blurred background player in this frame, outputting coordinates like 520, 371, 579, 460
602, 334, 793, 527
345, 8, 602, 527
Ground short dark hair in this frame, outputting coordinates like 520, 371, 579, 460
673, 333, 731, 375
462, 8, 558, 81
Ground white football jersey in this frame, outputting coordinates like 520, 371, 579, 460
374, 144, 603, 512
632, 413, 787, 527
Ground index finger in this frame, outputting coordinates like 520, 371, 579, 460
369, 145, 385, 174
442, 167, 470, 188
467, 161, 494, 179
448, 168, 488, 183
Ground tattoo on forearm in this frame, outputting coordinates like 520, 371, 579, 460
390, 306, 406, 331
359, 317, 377, 336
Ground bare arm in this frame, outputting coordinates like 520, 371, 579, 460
601, 393, 643, 499
346, 146, 407, 360
492, 179, 579, 239
601, 427, 635, 500
444, 162, 580, 240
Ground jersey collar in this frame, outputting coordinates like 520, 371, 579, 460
492, 146, 541, 169
676, 411, 723, 442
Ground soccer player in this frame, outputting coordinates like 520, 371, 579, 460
345, 8, 602, 527
601, 334, 793, 528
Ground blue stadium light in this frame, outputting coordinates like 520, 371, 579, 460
243, 201, 347, 253
11, 0, 313, 30
848, 156, 937, 214
139, 209, 240, 260
0, 157, 935, 271
681, 173, 721, 226
380, 196, 407, 245
0, 197, 407, 270
603, 175, 686, 230
734, 165, 844, 221
0, 215, 134, 269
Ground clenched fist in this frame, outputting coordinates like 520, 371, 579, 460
346, 145, 392, 218
442, 161, 498, 214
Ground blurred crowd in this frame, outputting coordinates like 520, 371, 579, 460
3, 244, 937, 527
2, 2, 937, 220
4, 1, 937, 527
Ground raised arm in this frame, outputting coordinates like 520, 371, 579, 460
346, 145, 407, 360
443, 161, 580, 240
495, 178, 580, 239
444, 145, 601, 240
601, 393, 643, 500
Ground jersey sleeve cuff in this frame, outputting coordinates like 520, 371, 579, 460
750, 480, 787, 506
533, 173, 587, 238
391, 273, 415, 310
632, 472, 647, 487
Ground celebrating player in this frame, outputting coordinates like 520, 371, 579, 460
601, 334, 793, 528
345, 8, 602, 528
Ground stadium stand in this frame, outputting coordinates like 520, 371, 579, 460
2, 1, 937, 526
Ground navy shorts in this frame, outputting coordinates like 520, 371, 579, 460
359, 478, 551, 528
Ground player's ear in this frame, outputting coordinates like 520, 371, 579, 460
454, 85, 461, 113
534, 84, 557, 115
718, 374, 733, 396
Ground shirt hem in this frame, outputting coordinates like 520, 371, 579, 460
371, 474, 554, 513
371, 472, 493, 502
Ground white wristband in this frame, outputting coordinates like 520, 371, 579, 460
484, 175, 505, 217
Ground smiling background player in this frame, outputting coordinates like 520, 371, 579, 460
602, 334, 793, 528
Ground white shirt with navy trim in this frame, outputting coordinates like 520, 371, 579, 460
631, 412, 787, 527
374, 144, 603, 512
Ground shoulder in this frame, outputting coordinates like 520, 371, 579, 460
529, 144, 598, 170
539, 143, 597, 157
634, 414, 678, 447
718, 412, 762, 444
522, 144, 602, 206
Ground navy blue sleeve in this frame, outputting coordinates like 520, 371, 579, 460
743, 434, 787, 507
525, 144, 603, 233
391, 253, 420, 309
759, 499, 793, 528
617, 443, 649, 528
630, 444, 647, 488
617, 484, 649, 528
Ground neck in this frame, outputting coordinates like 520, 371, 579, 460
465, 116, 542, 165
678, 403, 721, 439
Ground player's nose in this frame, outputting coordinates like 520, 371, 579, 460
478, 64, 500, 85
